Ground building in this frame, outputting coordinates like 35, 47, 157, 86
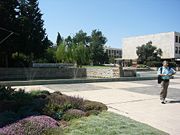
122, 32, 180, 63
105, 46, 122, 58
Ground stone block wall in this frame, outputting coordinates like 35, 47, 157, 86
86, 67, 120, 78
0, 68, 86, 81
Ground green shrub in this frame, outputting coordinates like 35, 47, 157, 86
30, 90, 50, 99
81, 100, 108, 112
62, 109, 86, 121
42, 128, 64, 135
0, 85, 15, 100
0, 100, 17, 112
30, 90, 50, 96
86, 110, 100, 116
0, 111, 19, 127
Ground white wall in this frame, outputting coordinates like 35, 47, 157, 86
122, 32, 175, 60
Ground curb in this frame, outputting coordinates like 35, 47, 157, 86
0, 77, 157, 86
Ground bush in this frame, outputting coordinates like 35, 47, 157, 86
42, 93, 84, 120
0, 100, 17, 113
81, 100, 108, 112
146, 61, 161, 67
0, 115, 59, 135
42, 128, 64, 135
0, 86, 15, 100
86, 110, 100, 116
62, 109, 86, 121
30, 90, 50, 99
0, 111, 19, 127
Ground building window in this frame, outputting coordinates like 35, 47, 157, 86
179, 47, 180, 54
179, 37, 180, 43
175, 47, 178, 54
175, 36, 178, 43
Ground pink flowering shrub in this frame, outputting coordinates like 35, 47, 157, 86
0, 115, 59, 135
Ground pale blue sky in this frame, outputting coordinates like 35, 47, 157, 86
39, 0, 180, 48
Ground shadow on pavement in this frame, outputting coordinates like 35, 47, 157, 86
167, 100, 180, 104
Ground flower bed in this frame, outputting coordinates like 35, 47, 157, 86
0, 85, 108, 134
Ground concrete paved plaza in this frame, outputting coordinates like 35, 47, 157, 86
14, 72, 180, 135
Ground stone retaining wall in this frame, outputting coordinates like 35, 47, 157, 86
0, 68, 86, 81
86, 67, 120, 78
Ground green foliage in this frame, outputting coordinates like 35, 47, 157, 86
0, 85, 16, 100
169, 62, 177, 68
56, 32, 63, 45
42, 94, 84, 120
0, 0, 51, 67
90, 29, 107, 65
0, 87, 108, 128
56, 42, 90, 67
30, 90, 50, 97
62, 109, 86, 121
42, 128, 64, 135
136, 41, 162, 65
72, 30, 90, 46
56, 43, 66, 63
81, 100, 108, 112
0, 111, 19, 127
86, 110, 100, 116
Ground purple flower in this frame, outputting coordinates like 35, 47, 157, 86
0, 115, 59, 135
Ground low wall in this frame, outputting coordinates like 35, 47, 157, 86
122, 69, 136, 77
0, 68, 86, 81
86, 67, 120, 78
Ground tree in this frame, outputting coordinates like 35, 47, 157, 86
73, 30, 90, 46
89, 29, 107, 65
56, 32, 63, 45
136, 41, 162, 65
56, 43, 66, 63
0, 0, 51, 67
73, 43, 90, 67
0, 0, 19, 67
56, 42, 90, 67
18, 0, 49, 59
64, 36, 73, 47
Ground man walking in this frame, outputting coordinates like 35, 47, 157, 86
157, 61, 176, 104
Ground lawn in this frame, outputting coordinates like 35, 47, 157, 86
47, 112, 168, 135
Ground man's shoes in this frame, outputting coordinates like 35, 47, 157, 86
161, 101, 166, 104
161, 100, 166, 104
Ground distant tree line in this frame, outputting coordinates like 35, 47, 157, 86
50, 30, 109, 67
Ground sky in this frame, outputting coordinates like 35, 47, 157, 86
38, 0, 180, 48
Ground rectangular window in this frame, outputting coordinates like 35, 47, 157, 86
175, 36, 178, 43
179, 37, 180, 43
179, 47, 180, 54
175, 47, 178, 54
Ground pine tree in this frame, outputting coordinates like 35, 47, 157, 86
0, 0, 19, 67
18, 0, 49, 59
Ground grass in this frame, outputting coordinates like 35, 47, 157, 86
47, 111, 168, 135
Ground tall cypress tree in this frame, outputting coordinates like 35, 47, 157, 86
56, 32, 63, 46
